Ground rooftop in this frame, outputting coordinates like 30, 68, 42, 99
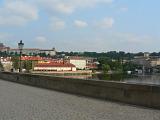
35, 62, 75, 68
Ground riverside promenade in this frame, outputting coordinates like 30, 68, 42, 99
0, 79, 160, 120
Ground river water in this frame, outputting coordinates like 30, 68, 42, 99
62, 74, 160, 85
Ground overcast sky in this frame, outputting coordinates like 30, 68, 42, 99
0, 0, 160, 52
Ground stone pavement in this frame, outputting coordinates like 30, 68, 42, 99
0, 79, 160, 120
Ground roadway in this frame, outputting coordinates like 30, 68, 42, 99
0, 79, 160, 120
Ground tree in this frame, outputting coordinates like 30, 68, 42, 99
98, 57, 111, 70
11, 56, 19, 70
102, 64, 110, 73
123, 62, 142, 73
38, 52, 47, 57
135, 52, 144, 56
9, 52, 14, 56
0, 61, 4, 71
98, 57, 123, 73
23, 60, 32, 72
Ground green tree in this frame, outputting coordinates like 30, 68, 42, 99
38, 52, 47, 57
98, 58, 123, 73
102, 64, 110, 73
123, 62, 142, 73
11, 56, 19, 70
23, 61, 32, 72
0, 61, 4, 71
98, 57, 111, 70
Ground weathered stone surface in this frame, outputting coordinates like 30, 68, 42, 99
0, 79, 160, 120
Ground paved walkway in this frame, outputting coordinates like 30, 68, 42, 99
0, 79, 160, 120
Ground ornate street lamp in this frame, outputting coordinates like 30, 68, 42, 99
18, 40, 24, 72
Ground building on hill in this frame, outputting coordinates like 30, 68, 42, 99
132, 52, 160, 73
10, 48, 39, 55
9, 47, 56, 56
0, 43, 10, 52
0, 42, 56, 56
39, 48, 56, 56
133, 52, 160, 67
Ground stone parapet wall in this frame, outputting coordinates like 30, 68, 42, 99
0, 72, 160, 109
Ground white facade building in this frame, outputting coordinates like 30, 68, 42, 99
150, 58, 160, 67
40, 48, 56, 56
0, 57, 12, 71
69, 59, 86, 70
34, 66, 76, 72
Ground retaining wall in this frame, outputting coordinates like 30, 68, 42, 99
0, 72, 160, 109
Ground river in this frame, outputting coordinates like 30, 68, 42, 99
62, 74, 160, 85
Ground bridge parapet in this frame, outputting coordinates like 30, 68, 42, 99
0, 72, 160, 109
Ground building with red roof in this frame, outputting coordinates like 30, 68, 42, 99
21, 56, 43, 61
34, 62, 76, 72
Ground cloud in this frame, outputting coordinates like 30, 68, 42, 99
50, 17, 66, 31
36, 0, 114, 14
0, 1, 38, 26
74, 20, 88, 28
35, 36, 48, 44
114, 33, 152, 44
0, 0, 114, 27
120, 7, 128, 12
0, 32, 16, 46
97, 17, 114, 28
94, 32, 154, 52
55, 3, 74, 14
33, 36, 52, 48
0, 33, 11, 40
56, 31, 155, 52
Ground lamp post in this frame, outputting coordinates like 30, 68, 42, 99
18, 40, 24, 72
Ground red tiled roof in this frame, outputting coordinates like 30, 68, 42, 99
69, 56, 86, 60
35, 62, 75, 67
21, 56, 67, 63
21, 56, 43, 61
21, 56, 58, 61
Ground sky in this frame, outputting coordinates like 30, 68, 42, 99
0, 0, 160, 53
